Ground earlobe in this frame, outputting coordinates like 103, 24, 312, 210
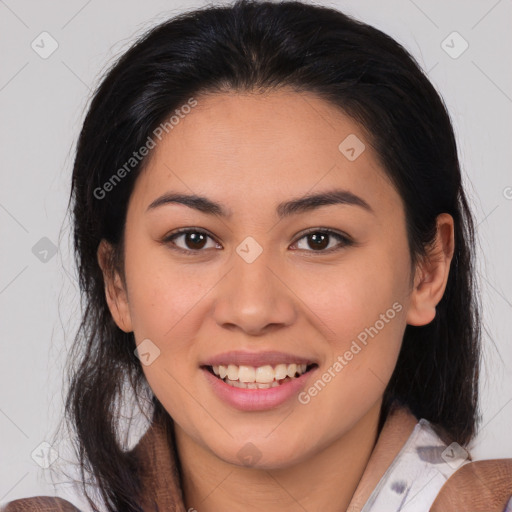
97, 239, 133, 333
406, 213, 455, 327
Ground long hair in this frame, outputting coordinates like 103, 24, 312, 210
56, 1, 481, 510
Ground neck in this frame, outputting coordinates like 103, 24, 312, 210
175, 400, 383, 512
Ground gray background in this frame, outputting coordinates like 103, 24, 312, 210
1, 0, 511, 509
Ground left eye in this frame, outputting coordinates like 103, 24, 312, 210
163, 228, 352, 254
292, 229, 352, 253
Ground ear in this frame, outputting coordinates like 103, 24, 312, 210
406, 213, 455, 327
97, 239, 133, 333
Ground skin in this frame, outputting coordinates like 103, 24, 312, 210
98, 89, 454, 511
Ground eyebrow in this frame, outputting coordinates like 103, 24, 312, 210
146, 188, 375, 218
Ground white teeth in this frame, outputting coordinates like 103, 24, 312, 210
224, 379, 283, 389
238, 365, 256, 383
227, 364, 238, 381
210, 362, 311, 386
274, 363, 288, 380
255, 365, 275, 383
287, 363, 297, 378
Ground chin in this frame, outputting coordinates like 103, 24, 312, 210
209, 436, 312, 470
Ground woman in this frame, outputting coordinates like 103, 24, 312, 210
3, 1, 511, 511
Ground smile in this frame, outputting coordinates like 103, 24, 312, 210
207, 363, 314, 389
202, 359, 318, 411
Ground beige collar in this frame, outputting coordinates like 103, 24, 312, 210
347, 403, 419, 510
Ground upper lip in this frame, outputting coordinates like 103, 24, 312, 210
201, 350, 317, 368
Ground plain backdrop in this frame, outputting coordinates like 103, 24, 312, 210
1, 0, 511, 509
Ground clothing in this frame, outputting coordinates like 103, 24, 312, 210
361, 418, 473, 511
2, 403, 512, 511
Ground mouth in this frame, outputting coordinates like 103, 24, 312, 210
202, 362, 318, 389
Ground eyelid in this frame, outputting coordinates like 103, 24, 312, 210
294, 226, 352, 242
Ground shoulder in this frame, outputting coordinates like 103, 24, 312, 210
1, 496, 82, 512
430, 458, 512, 511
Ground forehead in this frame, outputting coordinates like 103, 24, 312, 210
131, 89, 400, 218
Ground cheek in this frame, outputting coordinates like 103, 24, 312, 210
298, 299, 405, 438
124, 248, 219, 402
124, 243, 211, 339
292, 253, 407, 408
293, 254, 406, 347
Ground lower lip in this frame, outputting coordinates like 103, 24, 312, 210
202, 366, 317, 411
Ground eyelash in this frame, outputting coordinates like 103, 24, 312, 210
162, 227, 354, 256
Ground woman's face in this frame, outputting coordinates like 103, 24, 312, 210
102, 89, 431, 469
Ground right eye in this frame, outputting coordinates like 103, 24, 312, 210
162, 228, 222, 254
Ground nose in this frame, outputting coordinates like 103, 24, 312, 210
212, 247, 298, 336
